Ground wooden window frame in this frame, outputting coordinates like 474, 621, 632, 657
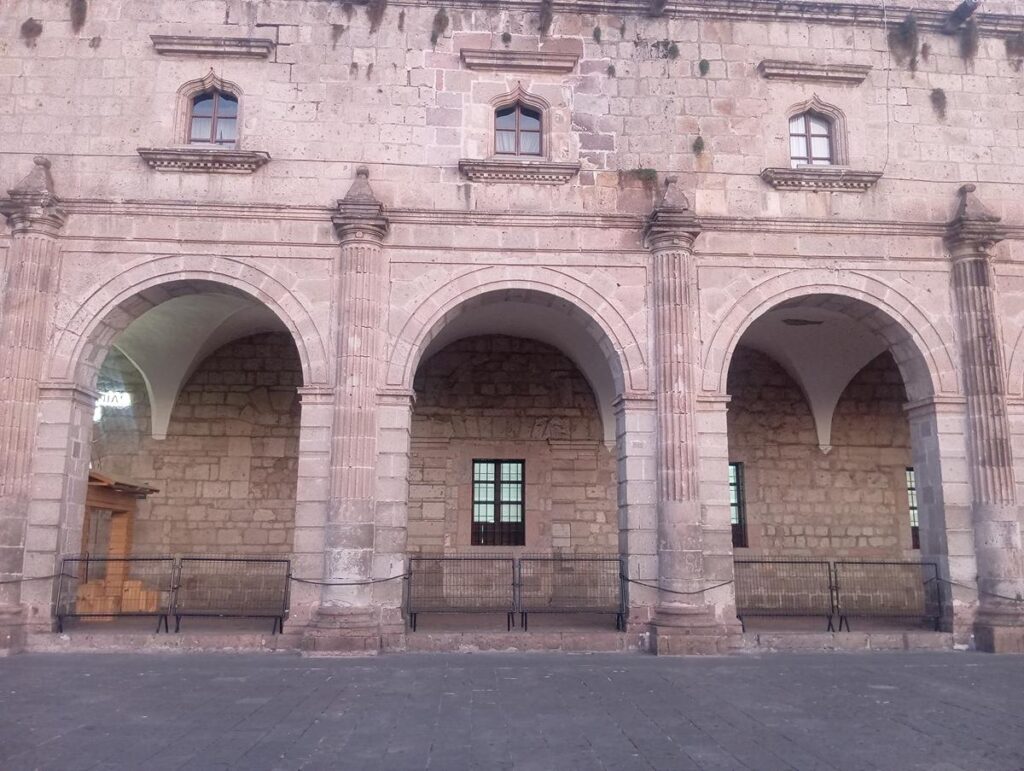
189, 90, 239, 147
494, 103, 543, 158
729, 462, 748, 549
789, 111, 834, 168
471, 459, 526, 547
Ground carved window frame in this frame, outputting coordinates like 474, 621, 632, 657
786, 96, 848, 167
174, 71, 244, 148
490, 86, 550, 161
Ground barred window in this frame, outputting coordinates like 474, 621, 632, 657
729, 462, 748, 549
789, 111, 833, 167
495, 104, 542, 156
907, 467, 920, 550
189, 90, 238, 146
472, 460, 525, 546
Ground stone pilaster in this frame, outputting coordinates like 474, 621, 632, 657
945, 184, 1024, 652
0, 157, 66, 652
644, 178, 739, 654
305, 167, 391, 652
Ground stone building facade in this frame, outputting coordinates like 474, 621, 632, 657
2, 0, 1024, 653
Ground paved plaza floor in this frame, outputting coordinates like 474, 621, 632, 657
2, 651, 1023, 770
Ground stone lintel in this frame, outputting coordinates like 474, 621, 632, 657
150, 34, 275, 59
137, 147, 271, 174
760, 166, 883, 192
458, 158, 581, 185
459, 48, 579, 73
757, 59, 872, 85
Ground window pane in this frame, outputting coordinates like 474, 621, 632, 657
190, 117, 212, 142
501, 483, 521, 502
500, 504, 522, 523
810, 136, 831, 159
519, 131, 541, 155
790, 136, 806, 158
789, 115, 804, 133
473, 462, 494, 482
192, 93, 215, 117
495, 130, 516, 153
809, 115, 830, 135
215, 117, 237, 143
474, 503, 495, 523
217, 94, 238, 118
519, 108, 541, 131
501, 463, 521, 481
495, 107, 516, 129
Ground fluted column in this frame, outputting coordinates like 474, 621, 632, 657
644, 178, 738, 654
945, 184, 1024, 651
0, 158, 66, 634
314, 168, 390, 641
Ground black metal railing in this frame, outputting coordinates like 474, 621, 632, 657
55, 557, 175, 632
734, 559, 944, 632
54, 556, 291, 634
406, 554, 624, 631
518, 555, 625, 630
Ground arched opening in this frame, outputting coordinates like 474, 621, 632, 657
401, 288, 638, 632
723, 294, 949, 632
32, 279, 314, 631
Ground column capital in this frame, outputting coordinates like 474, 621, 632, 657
945, 183, 1005, 260
332, 165, 390, 244
643, 177, 701, 253
0, 157, 66, 236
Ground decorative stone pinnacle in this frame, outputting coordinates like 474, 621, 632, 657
946, 183, 1005, 257
644, 176, 701, 251
1, 156, 66, 234
333, 165, 389, 242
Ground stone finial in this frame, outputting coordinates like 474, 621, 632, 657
1, 156, 66, 234
946, 184, 1006, 257
644, 176, 701, 252
333, 165, 389, 242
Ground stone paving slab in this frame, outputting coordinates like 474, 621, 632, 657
2, 651, 1024, 770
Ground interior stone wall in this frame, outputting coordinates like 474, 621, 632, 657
726, 346, 916, 559
408, 335, 618, 554
90, 332, 301, 556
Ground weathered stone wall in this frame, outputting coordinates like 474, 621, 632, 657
727, 346, 915, 558
91, 332, 301, 556
408, 336, 617, 553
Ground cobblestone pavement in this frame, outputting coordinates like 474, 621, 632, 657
2, 651, 1024, 770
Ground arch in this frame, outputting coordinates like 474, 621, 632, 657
787, 94, 848, 165
49, 254, 330, 391
703, 270, 959, 402
388, 268, 647, 443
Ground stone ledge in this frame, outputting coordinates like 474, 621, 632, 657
150, 34, 275, 59
757, 59, 872, 85
460, 48, 579, 73
458, 158, 581, 184
137, 147, 271, 174
760, 166, 882, 192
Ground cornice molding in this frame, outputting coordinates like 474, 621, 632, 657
760, 166, 882, 192
458, 158, 581, 184
150, 34, 275, 58
137, 147, 271, 174
460, 48, 579, 73
758, 60, 872, 85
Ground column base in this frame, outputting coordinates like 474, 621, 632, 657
651, 604, 742, 656
974, 608, 1024, 653
0, 604, 27, 655
300, 606, 405, 654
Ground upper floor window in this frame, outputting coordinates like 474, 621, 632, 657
189, 90, 238, 146
495, 104, 542, 157
789, 111, 833, 167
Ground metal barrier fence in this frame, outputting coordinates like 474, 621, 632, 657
518, 556, 625, 630
406, 555, 624, 631
174, 557, 291, 633
734, 560, 835, 631
734, 559, 944, 632
55, 557, 175, 632
54, 556, 290, 634
407, 556, 516, 631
